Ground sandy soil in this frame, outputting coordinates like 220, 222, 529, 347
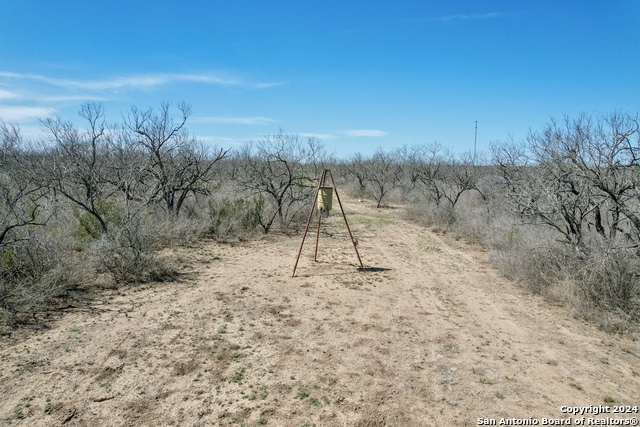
1, 199, 639, 426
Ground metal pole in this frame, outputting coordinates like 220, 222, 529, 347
313, 171, 326, 262
474, 120, 478, 165
313, 208, 322, 261
328, 170, 365, 272
292, 170, 324, 277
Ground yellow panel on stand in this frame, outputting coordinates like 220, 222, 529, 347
318, 187, 333, 213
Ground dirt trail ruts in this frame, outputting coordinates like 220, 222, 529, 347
0, 199, 638, 426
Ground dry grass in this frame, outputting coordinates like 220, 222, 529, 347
1, 198, 638, 426
403, 188, 640, 335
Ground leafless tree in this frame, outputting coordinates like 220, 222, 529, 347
409, 143, 446, 206
492, 112, 640, 250
104, 126, 150, 220
348, 148, 406, 208
539, 113, 640, 242
441, 151, 486, 208
347, 152, 369, 196
493, 139, 594, 249
124, 102, 229, 218
40, 102, 115, 236
233, 130, 324, 233
499, 112, 640, 319
410, 143, 484, 210
0, 121, 49, 247
369, 148, 406, 208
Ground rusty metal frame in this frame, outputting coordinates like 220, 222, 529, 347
292, 169, 364, 277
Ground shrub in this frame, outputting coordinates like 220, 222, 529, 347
0, 235, 86, 326
403, 200, 456, 229
207, 197, 263, 240
232, 130, 323, 233
489, 243, 567, 294
569, 245, 640, 332
71, 198, 122, 241
91, 216, 177, 284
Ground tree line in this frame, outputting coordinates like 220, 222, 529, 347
1, 103, 638, 331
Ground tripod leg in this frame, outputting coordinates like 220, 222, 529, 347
328, 170, 365, 272
314, 209, 322, 261
292, 170, 326, 277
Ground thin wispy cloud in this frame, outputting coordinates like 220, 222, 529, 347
0, 70, 283, 127
251, 82, 284, 89
439, 12, 503, 22
0, 71, 278, 93
0, 105, 56, 122
34, 95, 109, 102
197, 135, 247, 146
406, 12, 504, 24
10, 124, 45, 141
194, 116, 276, 125
299, 132, 334, 140
342, 129, 388, 137
0, 89, 20, 100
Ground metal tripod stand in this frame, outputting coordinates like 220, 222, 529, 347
292, 169, 364, 277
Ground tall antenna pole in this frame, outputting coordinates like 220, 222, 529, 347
474, 120, 478, 165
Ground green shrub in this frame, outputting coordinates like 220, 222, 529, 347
207, 197, 263, 239
71, 198, 122, 241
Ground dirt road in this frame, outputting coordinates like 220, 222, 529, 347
1, 200, 638, 426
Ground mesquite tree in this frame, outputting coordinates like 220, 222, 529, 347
409, 143, 484, 210
233, 130, 324, 233
492, 112, 640, 250
348, 148, 406, 208
124, 102, 229, 219
40, 102, 115, 235
0, 121, 49, 246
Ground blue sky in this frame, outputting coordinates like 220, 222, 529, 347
1, 1, 639, 158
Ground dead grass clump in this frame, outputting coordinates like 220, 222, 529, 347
0, 235, 87, 327
489, 233, 640, 333
174, 358, 200, 376
90, 217, 177, 284
568, 246, 640, 333
489, 244, 566, 294
403, 201, 456, 229
354, 408, 388, 427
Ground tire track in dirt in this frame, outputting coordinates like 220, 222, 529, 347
365, 209, 639, 424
